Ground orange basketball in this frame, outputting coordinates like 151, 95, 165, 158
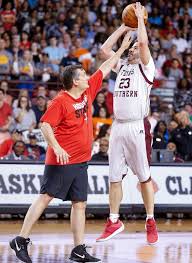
122, 4, 148, 28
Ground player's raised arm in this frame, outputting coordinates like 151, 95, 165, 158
99, 32, 132, 78
100, 24, 132, 59
133, 2, 151, 65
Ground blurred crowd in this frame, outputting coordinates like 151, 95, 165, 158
0, 0, 192, 162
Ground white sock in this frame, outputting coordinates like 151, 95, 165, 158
109, 213, 119, 223
146, 214, 154, 220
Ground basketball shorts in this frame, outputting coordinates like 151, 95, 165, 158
40, 162, 88, 201
109, 118, 152, 183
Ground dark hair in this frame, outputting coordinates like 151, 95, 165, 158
13, 140, 26, 149
154, 120, 167, 134
96, 124, 110, 140
18, 96, 30, 111
60, 64, 83, 91
99, 106, 110, 118
0, 88, 5, 94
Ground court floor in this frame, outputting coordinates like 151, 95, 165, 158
0, 219, 192, 263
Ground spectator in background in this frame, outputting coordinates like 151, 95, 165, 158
26, 133, 45, 160
168, 58, 183, 82
184, 68, 192, 84
148, 7, 163, 26
0, 2, 16, 31
10, 37, 23, 59
93, 91, 107, 117
12, 89, 30, 108
73, 38, 92, 72
2, 31, 12, 49
32, 95, 47, 127
14, 50, 35, 90
91, 137, 109, 162
101, 79, 113, 115
183, 53, 192, 71
35, 52, 56, 82
31, 85, 48, 105
95, 124, 111, 141
175, 78, 192, 108
43, 36, 66, 72
92, 106, 112, 139
0, 80, 13, 105
171, 30, 189, 53
167, 120, 178, 134
13, 95, 36, 131
0, 38, 13, 79
47, 89, 58, 105
31, 42, 41, 64
152, 121, 169, 149
166, 142, 184, 163
184, 103, 192, 122
58, 32, 72, 51
170, 111, 192, 161
0, 129, 22, 157
0, 88, 12, 143
60, 46, 79, 70
20, 31, 31, 50
2, 140, 28, 160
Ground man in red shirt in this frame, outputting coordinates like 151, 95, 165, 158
10, 32, 132, 263
0, 129, 22, 157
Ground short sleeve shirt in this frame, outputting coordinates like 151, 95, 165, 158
40, 69, 103, 165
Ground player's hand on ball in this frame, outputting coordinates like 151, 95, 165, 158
133, 2, 146, 19
53, 145, 71, 165
120, 23, 137, 32
121, 31, 132, 50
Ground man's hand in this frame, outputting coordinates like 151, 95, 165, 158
120, 23, 137, 32
121, 31, 132, 51
53, 145, 71, 165
133, 2, 146, 19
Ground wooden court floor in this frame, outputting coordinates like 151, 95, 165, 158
0, 219, 192, 263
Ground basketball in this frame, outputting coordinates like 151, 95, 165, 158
122, 4, 148, 28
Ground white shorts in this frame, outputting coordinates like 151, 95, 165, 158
109, 118, 152, 183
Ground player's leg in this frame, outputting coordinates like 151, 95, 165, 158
125, 119, 158, 244
69, 163, 100, 262
20, 194, 53, 238
9, 164, 64, 263
10, 193, 53, 263
96, 122, 126, 242
140, 177, 154, 218
71, 201, 86, 246
109, 181, 123, 219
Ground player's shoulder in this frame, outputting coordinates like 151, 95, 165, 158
48, 91, 65, 106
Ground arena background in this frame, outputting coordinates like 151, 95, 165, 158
0, 0, 192, 262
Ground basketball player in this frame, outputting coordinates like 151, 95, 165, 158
9, 33, 133, 263
97, 2, 158, 244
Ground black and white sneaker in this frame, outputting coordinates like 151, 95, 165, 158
70, 244, 101, 262
9, 236, 32, 263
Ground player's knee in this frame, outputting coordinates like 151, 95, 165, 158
110, 181, 122, 187
41, 193, 53, 204
140, 176, 151, 184
72, 201, 87, 210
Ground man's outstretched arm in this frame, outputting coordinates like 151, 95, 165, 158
99, 32, 132, 78
100, 24, 132, 59
133, 2, 151, 65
